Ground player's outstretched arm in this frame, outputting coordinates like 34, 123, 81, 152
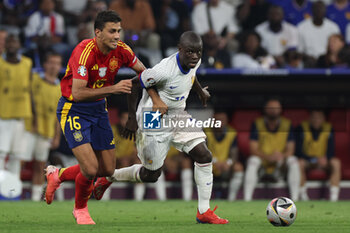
123, 76, 141, 140
192, 76, 210, 107
71, 78, 132, 102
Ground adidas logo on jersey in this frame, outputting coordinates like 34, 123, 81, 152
91, 64, 99, 70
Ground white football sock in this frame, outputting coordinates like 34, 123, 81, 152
194, 162, 213, 214
244, 156, 261, 201
155, 172, 166, 201
287, 156, 300, 201
228, 171, 243, 201
299, 186, 309, 201
181, 168, 193, 201
0, 152, 6, 170
108, 164, 142, 182
6, 155, 21, 178
134, 183, 146, 201
31, 184, 43, 201
330, 186, 340, 202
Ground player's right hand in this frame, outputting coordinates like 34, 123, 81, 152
122, 115, 138, 141
114, 79, 132, 94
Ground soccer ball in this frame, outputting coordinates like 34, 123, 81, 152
266, 197, 297, 226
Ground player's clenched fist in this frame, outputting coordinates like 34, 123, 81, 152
113, 79, 132, 94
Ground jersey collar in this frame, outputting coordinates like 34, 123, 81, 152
176, 53, 190, 74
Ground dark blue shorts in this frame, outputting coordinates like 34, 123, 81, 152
56, 97, 115, 150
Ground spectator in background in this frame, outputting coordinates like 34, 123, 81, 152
232, 30, 275, 69
0, 35, 32, 174
298, 1, 340, 66
164, 148, 193, 201
283, 48, 303, 68
201, 30, 232, 69
21, 53, 62, 201
282, 0, 312, 26
59, 0, 90, 46
296, 110, 341, 201
255, 5, 298, 66
236, 0, 272, 30
109, 0, 160, 50
0, 0, 38, 35
25, 0, 70, 62
317, 34, 346, 68
326, 0, 350, 37
205, 110, 244, 201
0, 29, 8, 55
151, 0, 191, 57
192, 0, 238, 51
244, 98, 300, 201
76, 0, 108, 42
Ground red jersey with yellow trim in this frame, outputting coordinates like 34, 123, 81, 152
60, 38, 137, 101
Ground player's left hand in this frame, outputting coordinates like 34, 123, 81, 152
199, 86, 210, 107
122, 116, 138, 141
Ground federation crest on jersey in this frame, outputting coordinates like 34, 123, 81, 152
146, 78, 156, 86
77, 65, 87, 77
109, 56, 118, 72
73, 130, 83, 142
99, 67, 107, 77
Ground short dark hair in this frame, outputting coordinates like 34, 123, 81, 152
94, 10, 122, 31
43, 51, 62, 64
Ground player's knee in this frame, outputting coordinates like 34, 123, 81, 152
194, 150, 212, 164
82, 166, 98, 179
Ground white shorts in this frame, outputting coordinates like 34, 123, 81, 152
0, 118, 27, 156
136, 129, 206, 171
20, 132, 51, 162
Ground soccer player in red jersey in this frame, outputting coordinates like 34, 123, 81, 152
44, 10, 156, 224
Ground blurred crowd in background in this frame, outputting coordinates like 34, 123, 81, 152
1, 0, 350, 70
0, 0, 348, 202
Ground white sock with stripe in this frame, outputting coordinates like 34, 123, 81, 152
194, 162, 213, 214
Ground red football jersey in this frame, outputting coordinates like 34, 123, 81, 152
61, 38, 137, 101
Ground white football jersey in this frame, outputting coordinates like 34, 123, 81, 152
137, 52, 201, 113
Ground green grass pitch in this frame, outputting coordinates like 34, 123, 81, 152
1, 200, 349, 233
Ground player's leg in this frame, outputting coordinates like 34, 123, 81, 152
228, 161, 244, 201
181, 155, 193, 201
244, 155, 261, 201
95, 149, 116, 177
71, 143, 98, 225
329, 157, 341, 201
286, 156, 300, 201
93, 131, 169, 200
187, 141, 229, 224
298, 159, 309, 201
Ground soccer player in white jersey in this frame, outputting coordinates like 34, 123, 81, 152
93, 31, 229, 224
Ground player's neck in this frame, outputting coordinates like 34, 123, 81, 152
96, 39, 111, 55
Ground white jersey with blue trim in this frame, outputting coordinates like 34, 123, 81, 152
137, 52, 201, 113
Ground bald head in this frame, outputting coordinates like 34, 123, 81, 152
178, 31, 202, 71
179, 31, 202, 48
